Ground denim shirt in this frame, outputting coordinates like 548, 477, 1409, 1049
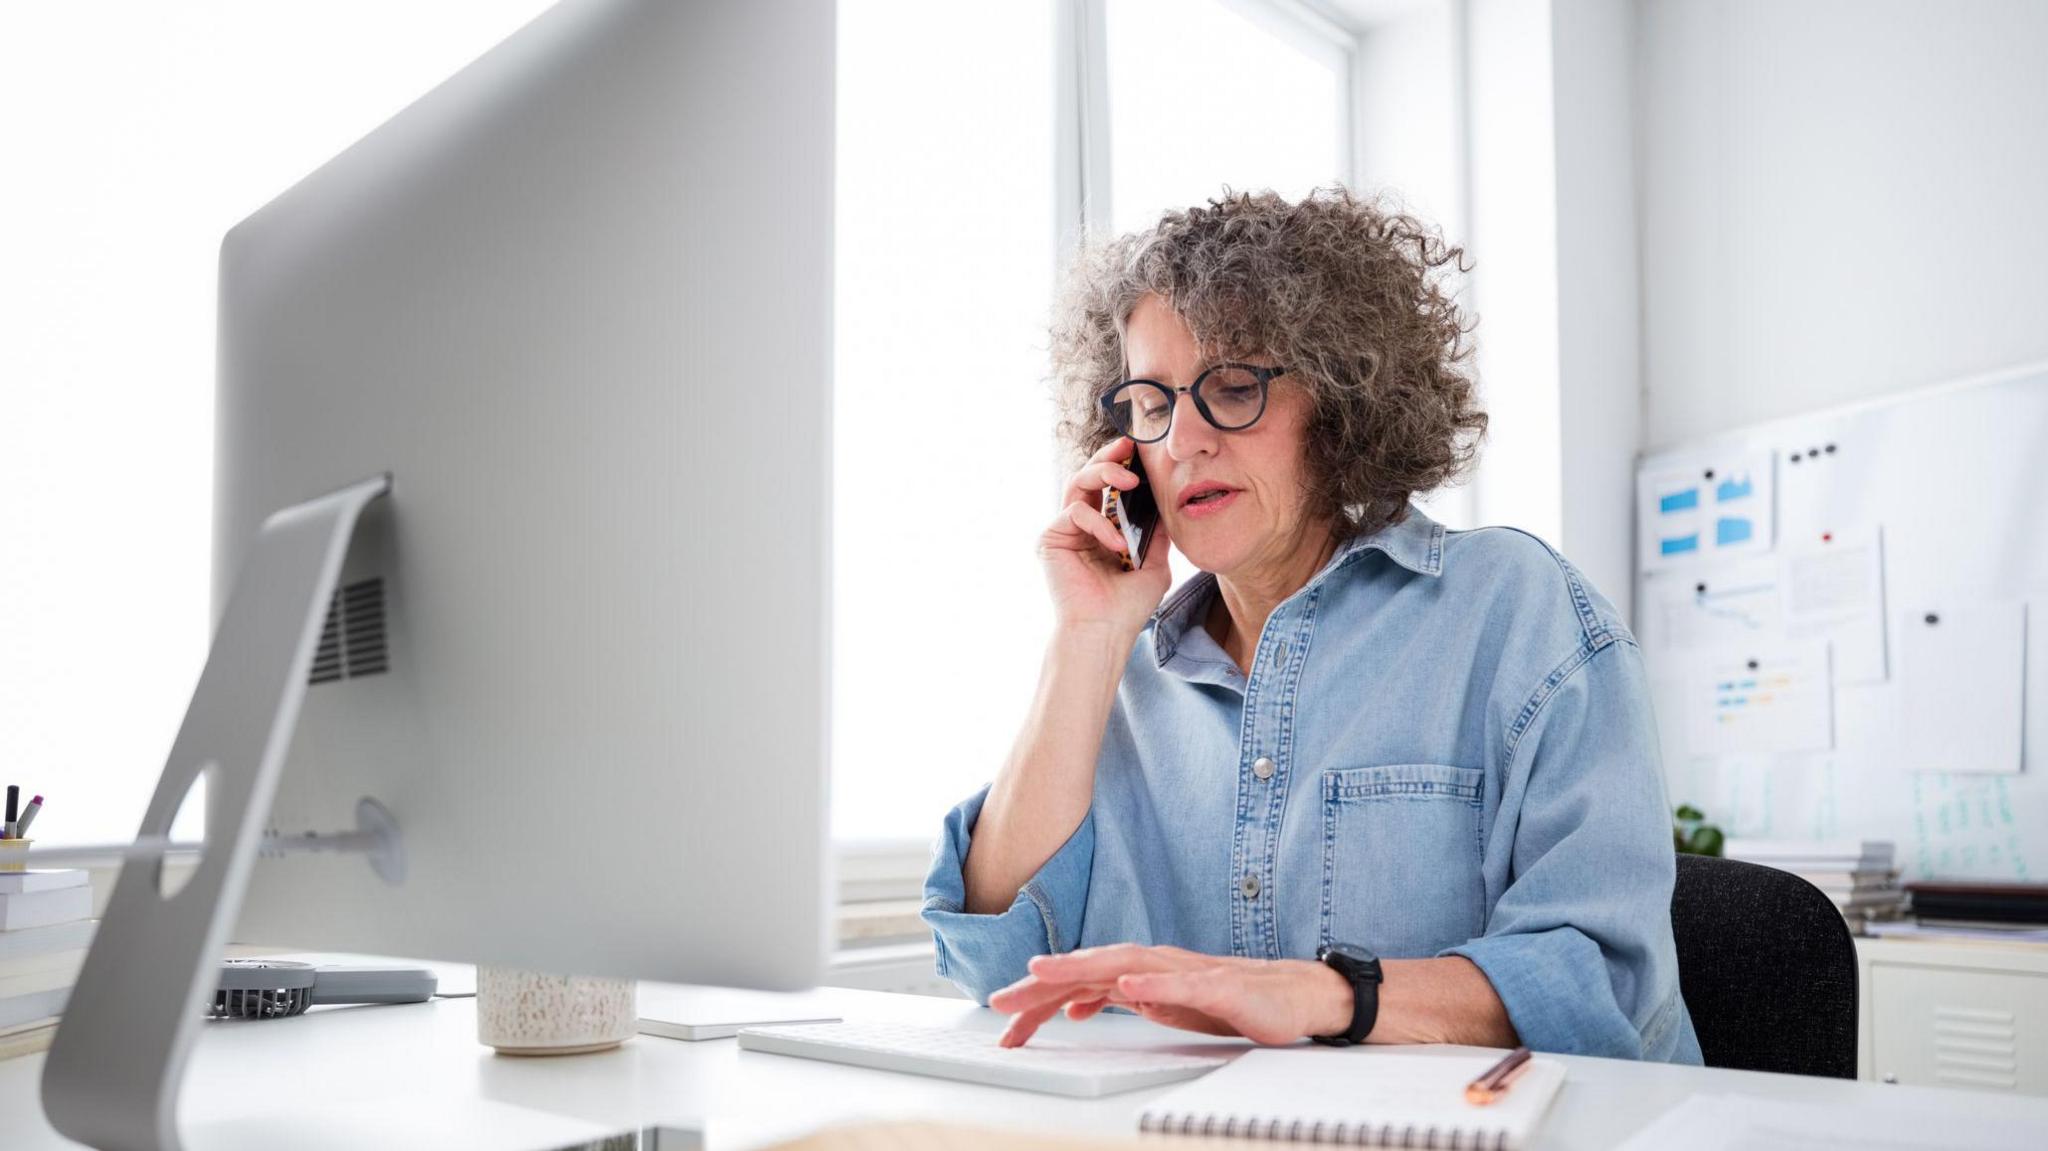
921, 504, 1702, 1063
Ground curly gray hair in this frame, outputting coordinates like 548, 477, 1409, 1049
1049, 185, 1487, 539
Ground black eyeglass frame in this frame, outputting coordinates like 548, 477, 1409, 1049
1098, 363, 1289, 443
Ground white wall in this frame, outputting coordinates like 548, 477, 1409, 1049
1462, 0, 1564, 553
1550, 0, 1640, 621
1352, 0, 1572, 555
1349, 0, 2048, 616
1353, 0, 1642, 618
1352, 2, 1475, 530
1638, 0, 2048, 448
1353, 5, 1462, 235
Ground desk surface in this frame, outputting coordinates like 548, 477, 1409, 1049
2, 968, 2040, 1150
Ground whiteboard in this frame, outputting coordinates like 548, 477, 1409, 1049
1635, 363, 2048, 880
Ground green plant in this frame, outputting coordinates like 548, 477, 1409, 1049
1673, 803, 1724, 857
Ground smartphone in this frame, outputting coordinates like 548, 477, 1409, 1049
1101, 447, 1159, 571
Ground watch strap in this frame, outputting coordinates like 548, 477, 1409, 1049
1311, 947, 1381, 1046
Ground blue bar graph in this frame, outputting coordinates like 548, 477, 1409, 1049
1659, 488, 1700, 514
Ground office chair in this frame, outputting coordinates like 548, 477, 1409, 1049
1669, 853, 1859, 1078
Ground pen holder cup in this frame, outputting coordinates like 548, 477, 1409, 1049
0, 839, 32, 872
476, 967, 637, 1055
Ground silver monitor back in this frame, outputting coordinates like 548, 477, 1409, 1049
216, 0, 833, 989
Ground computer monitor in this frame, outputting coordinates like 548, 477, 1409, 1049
45, 1, 833, 1144
216, 0, 834, 989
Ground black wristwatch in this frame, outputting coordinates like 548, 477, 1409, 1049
1310, 942, 1383, 1046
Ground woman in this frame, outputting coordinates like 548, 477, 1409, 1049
921, 187, 1700, 1063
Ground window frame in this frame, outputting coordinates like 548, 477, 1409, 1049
1054, 0, 1361, 258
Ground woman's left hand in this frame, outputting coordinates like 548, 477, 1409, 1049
987, 944, 1351, 1048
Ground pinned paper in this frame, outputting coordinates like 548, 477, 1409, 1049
1781, 526, 1888, 685
1686, 640, 1833, 758
1639, 452, 1775, 573
1900, 600, 2025, 775
1643, 556, 1783, 653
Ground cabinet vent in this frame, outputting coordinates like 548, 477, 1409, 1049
1931, 1005, 2018, 1090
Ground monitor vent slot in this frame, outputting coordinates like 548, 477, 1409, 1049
307, 577, 389, 685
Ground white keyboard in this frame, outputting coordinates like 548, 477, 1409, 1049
735, 1020, 1230, 1098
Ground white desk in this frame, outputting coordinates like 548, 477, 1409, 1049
3, 976, 2042, 1150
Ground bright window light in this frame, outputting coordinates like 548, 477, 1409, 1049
0, 1, 557, 848
1106, 0, 1347, 234
833, 1, 1059, 842
5, 0, 1351, 853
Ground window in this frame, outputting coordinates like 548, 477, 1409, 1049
1105, 0, 1351, 233
8, 0, 1360, 855
833, 1, 1060, 842
830, 1, 1354, 845
0, 1, 557, 848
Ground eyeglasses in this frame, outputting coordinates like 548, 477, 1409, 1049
1099, 363, 1287, 443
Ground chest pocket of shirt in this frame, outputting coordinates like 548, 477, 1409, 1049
1319, 763, 1486, 959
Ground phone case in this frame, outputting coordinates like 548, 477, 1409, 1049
1102, 486, 1146, 571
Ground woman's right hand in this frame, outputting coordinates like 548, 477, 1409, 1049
1038, 437, 1173, 639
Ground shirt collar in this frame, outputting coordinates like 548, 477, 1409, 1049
1149, 502, 1447, 671
1327, 501, 1447, 580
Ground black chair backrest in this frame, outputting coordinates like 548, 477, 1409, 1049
1670, 853, 1858, 1078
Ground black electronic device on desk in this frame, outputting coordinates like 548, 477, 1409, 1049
211, 959, 435, 1019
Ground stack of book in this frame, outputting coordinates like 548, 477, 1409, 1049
833, 843, 932, 954
1890, 880, 2048, 940
1723, 838, 1905, 930
2, 868, 97, 1059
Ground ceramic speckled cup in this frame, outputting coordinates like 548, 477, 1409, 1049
476, 967, 637, 1055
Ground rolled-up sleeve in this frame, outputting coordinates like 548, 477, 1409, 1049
920, 785, 1095, 1004
1444, 636, 1699, 1062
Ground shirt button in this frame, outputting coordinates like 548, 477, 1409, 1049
1252, 757, 1275, 780
1240, 874, 1261, 899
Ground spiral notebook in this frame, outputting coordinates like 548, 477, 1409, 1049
1136, 1049, 1565, 1149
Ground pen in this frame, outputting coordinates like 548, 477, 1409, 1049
1465, 1046, 1532, 1105
4, 784, 15, 839
15, 795, 42, 838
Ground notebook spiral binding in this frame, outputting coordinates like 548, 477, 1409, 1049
1137, 1111, 1510, 1150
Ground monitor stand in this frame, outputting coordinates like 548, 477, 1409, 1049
41, 473, 395, 1151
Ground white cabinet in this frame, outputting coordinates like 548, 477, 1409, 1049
1858, 937, 2048, 1095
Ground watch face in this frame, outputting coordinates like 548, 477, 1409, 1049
1320, 942, 1382, 973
